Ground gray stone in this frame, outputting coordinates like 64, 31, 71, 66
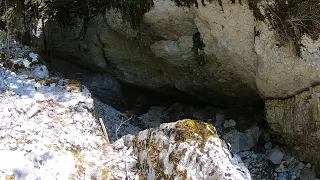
224, 119, 237, 128
264, 142, 272, 150
266, 149, 284, 165
222, 125, 261, 153
298, 162, 305, 170
275, 157, 299, 173
306, 163, 312, 169
263, 132, 271, 142
300, 168, 316, 180
216, 110, 225, 121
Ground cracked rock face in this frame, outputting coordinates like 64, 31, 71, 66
32, 0, 261, 106
266, 86, 320, 172
31, 0, 320, 106
117, 119, 252, 180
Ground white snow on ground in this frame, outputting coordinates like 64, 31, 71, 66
0, 150, 75, 179
0, 35, 139, 179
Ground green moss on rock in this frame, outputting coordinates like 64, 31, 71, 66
133, 119, 219, 179
175, 119, 218, 143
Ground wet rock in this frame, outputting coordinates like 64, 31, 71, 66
266, 149, 284, 165
223, 125, 261, 153
119, 119, 251, 179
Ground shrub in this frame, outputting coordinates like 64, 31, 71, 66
250, 0, 320, 56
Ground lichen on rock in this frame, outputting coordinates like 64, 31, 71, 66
119, 119, 251, 179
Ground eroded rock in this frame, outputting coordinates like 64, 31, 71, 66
119, 119, 252, 179
223, 125, 261, 153
266, 85, 320, 171
266, 149, 284, 165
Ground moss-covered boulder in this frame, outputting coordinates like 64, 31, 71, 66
266, 86, 320, 171
118, 119, 251, 179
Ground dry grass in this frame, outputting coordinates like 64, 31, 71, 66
250, 0, 320, 56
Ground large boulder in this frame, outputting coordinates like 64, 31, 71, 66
116, 119, 251, 179
31, 0, 262, 106
31, 0, 320, 106
265, 86, 320, 171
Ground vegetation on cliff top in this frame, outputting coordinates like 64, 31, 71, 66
249, 0, 320, 56
1, 0, 319, 56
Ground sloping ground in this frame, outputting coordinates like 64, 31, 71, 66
0, 39, 138, 179
0, 36, 253, 180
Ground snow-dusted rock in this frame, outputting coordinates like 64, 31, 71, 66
0, 39, 140, 179
119, 119, 252, 180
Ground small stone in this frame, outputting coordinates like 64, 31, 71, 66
266, 149, 284, 165
214, 120, 224, 128
223, 119, 236, 128
264, 142, 272, 150
251, 154, 258, 159
27, 104, 39, 118
114, 139, 125, 150
298, 162, 305, 170
277, 172, 288, 180
300, 167, 316, 180
306, 163, 312, 168
263, 132, 271, 142
222, 125, 261, 153
75, 106, 85, 112
216, 111, 225, 121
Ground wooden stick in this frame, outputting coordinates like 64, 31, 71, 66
99, 118, 110, 144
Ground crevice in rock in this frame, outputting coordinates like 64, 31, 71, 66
46, 53, 265, 129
